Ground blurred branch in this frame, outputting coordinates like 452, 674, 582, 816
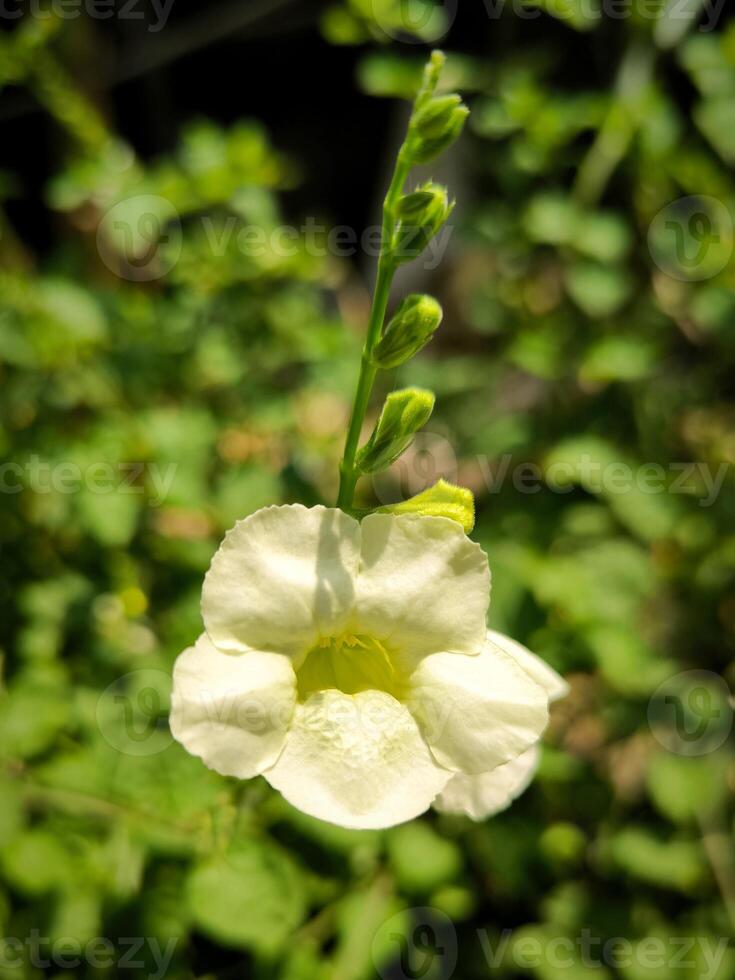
0, 14, 109, 153
698, 806, 735, 934
0, 208, 35, 272
13, 768, 206, 839
115, 0, 305, 83
572, 39, 655, 207
29, 47, 110, 155
0, 0, 309, 125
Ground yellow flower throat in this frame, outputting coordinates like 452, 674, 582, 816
296, 633, 401, 700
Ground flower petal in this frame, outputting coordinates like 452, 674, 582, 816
355, 513, 490, 663
263, 690, 451, 829
202, 505, 361, 657
486, 629, 569, 702
433, 746, 540, 820
170, 633, 296, 779
408, 639, 549, 774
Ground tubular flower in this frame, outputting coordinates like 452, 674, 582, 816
170, 505, 567, 829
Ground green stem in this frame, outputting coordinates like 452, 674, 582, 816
336, 149, 411, 510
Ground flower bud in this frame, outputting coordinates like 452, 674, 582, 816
413, 104, 469, 165
372, 294, 443, 369
392, 183, 453, 265
355, 387, 435, 474
375, 479, 475, 533
414, 94, 463, 139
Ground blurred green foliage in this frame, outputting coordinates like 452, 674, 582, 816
1, 5, 735, 979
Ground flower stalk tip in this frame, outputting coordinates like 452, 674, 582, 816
335, 50, 468, 513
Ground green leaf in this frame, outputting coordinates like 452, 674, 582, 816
586, 625, 675, 696
605, 827, 707, 892
186, 839, 307, 954
646, 752, 731, 823
565, 263, 632, 318
695, 97, 735, 163
49, 887, 102, 945
579, 336, 658, 384
0, 681, 70, 760
521, 0, 601, 31
331, 879, 404, 980
1, 829, 74, 896
387, 822, 463, 893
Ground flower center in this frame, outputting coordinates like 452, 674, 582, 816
296, 633, 402, 701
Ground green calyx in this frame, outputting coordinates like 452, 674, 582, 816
372, 294, 443, 369
355, 387, 435, 475
375, 479, 475, 533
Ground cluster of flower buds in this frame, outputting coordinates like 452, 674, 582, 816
351, 52, 476, 529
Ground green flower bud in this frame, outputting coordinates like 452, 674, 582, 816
392, 183, 453, 265
372, 294, 443, 369
375, 479, 475, 533
413, 94, 463, 139
355, 387, 435, 474
412, 105, 469, 165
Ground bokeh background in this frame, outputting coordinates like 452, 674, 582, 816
1, 1, 735, 978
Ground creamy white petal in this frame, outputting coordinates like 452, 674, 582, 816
202, 505, 361, 657
487, 629, 569, 702
354, 514, 490, 664
170, 633, 296, 779
433, 745, 540, 820
263, 689, 451, 829
407, 639, 549, 774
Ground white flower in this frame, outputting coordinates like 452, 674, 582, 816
170, 505, 567, 829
